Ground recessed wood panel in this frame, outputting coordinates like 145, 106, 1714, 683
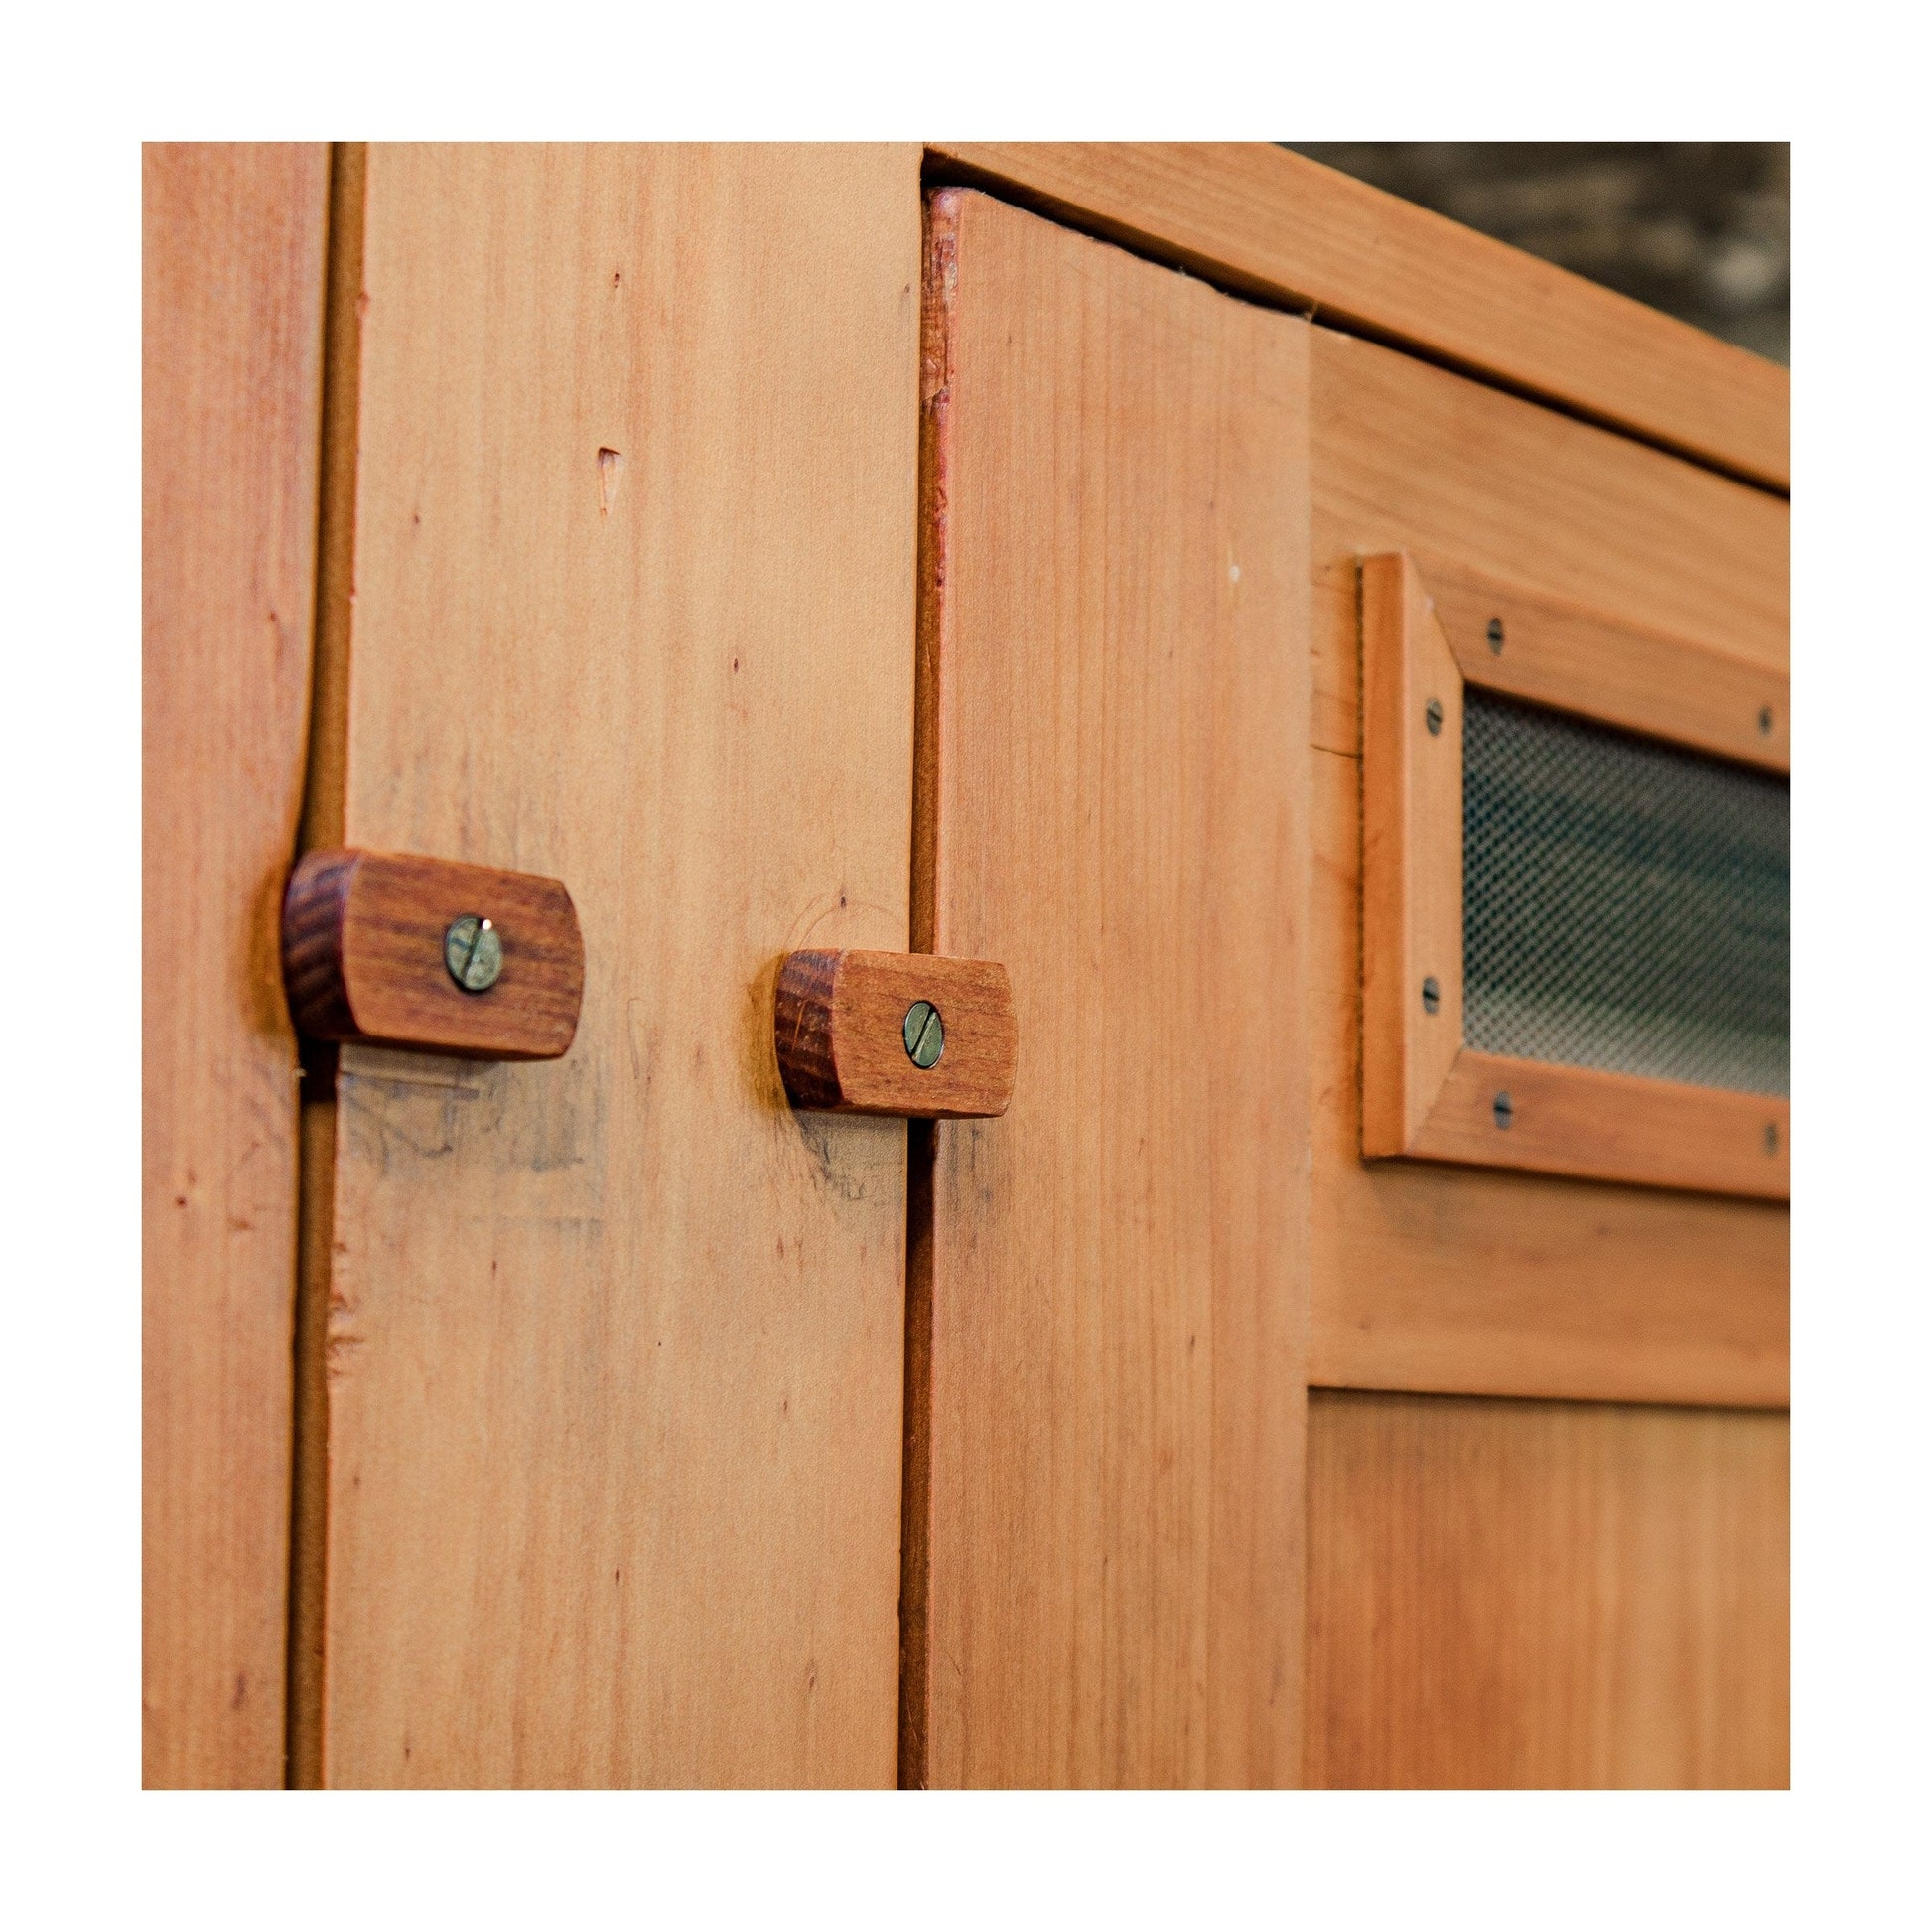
317, 144, 921, 1786
142, 142, 329, 1788
1306, 1390, 1789, 1788
909, 189, 1311, 1787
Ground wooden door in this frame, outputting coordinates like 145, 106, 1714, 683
299, 144, 923, 1787
902, 193, 1786, 1787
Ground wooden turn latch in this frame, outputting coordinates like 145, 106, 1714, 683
282, 848, 585, 1060
775, 950, 1017, 1118
282, 856, 1011, 1113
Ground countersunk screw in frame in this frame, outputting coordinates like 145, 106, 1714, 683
1425, 697, 1444, 736
1486, 617, 1505, 653
903, 999, 945, 1069
1422, 975, 1441, 1015
1492, 1089, 1514, 1130
444, 914, 503, 993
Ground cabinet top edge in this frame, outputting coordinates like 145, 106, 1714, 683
924, 143, 1789, 495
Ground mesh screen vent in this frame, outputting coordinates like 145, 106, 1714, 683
1462, 689, 1789, 1097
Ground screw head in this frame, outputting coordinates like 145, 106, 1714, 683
1758, 704, 1774, 736
1425, 697, 1444, 737
1421, 975, 1441, 1015
1486, 617, 1505, 653
444, 914, 502, 993
902, 999, 945, 1069
1764, 1121, 1780, 1155
1492, 1089, 1514, 1130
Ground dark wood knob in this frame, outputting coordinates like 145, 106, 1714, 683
282, 848, 584, 1060
775, 950, 1016, 1118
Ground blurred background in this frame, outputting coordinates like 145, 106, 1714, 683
1284, 144, 1789, 364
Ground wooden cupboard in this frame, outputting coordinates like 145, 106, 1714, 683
144, 142, 1789, 1788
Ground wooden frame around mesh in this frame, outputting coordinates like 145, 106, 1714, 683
1360, 551, 1789, 1200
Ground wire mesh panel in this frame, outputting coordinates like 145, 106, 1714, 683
1462, 689, 1789, 1097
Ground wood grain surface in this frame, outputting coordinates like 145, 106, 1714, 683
1419, 551, 1790, 773
1308, 328, 1788, 759
283, 847, 584, 1059
1306, 1390, 1789, 1787
926, 142, 1789, 489
1360, 553, 1463, 1156
1310, 329, 1789, 1407
314, 144, 922, 1786
142, 142, 329, 1787
907, 189, 1311, 1787
775, 950, 1015, 1117
1414, 1052, 1789, 1200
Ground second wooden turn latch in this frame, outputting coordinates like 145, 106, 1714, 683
774, 950, 1017, 1119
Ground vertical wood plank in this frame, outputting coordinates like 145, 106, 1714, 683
318, 144, 921, 1786
909, 189, 1311, 1787
1306, 1391, 1790, 1787
142, 142, 329, 1786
